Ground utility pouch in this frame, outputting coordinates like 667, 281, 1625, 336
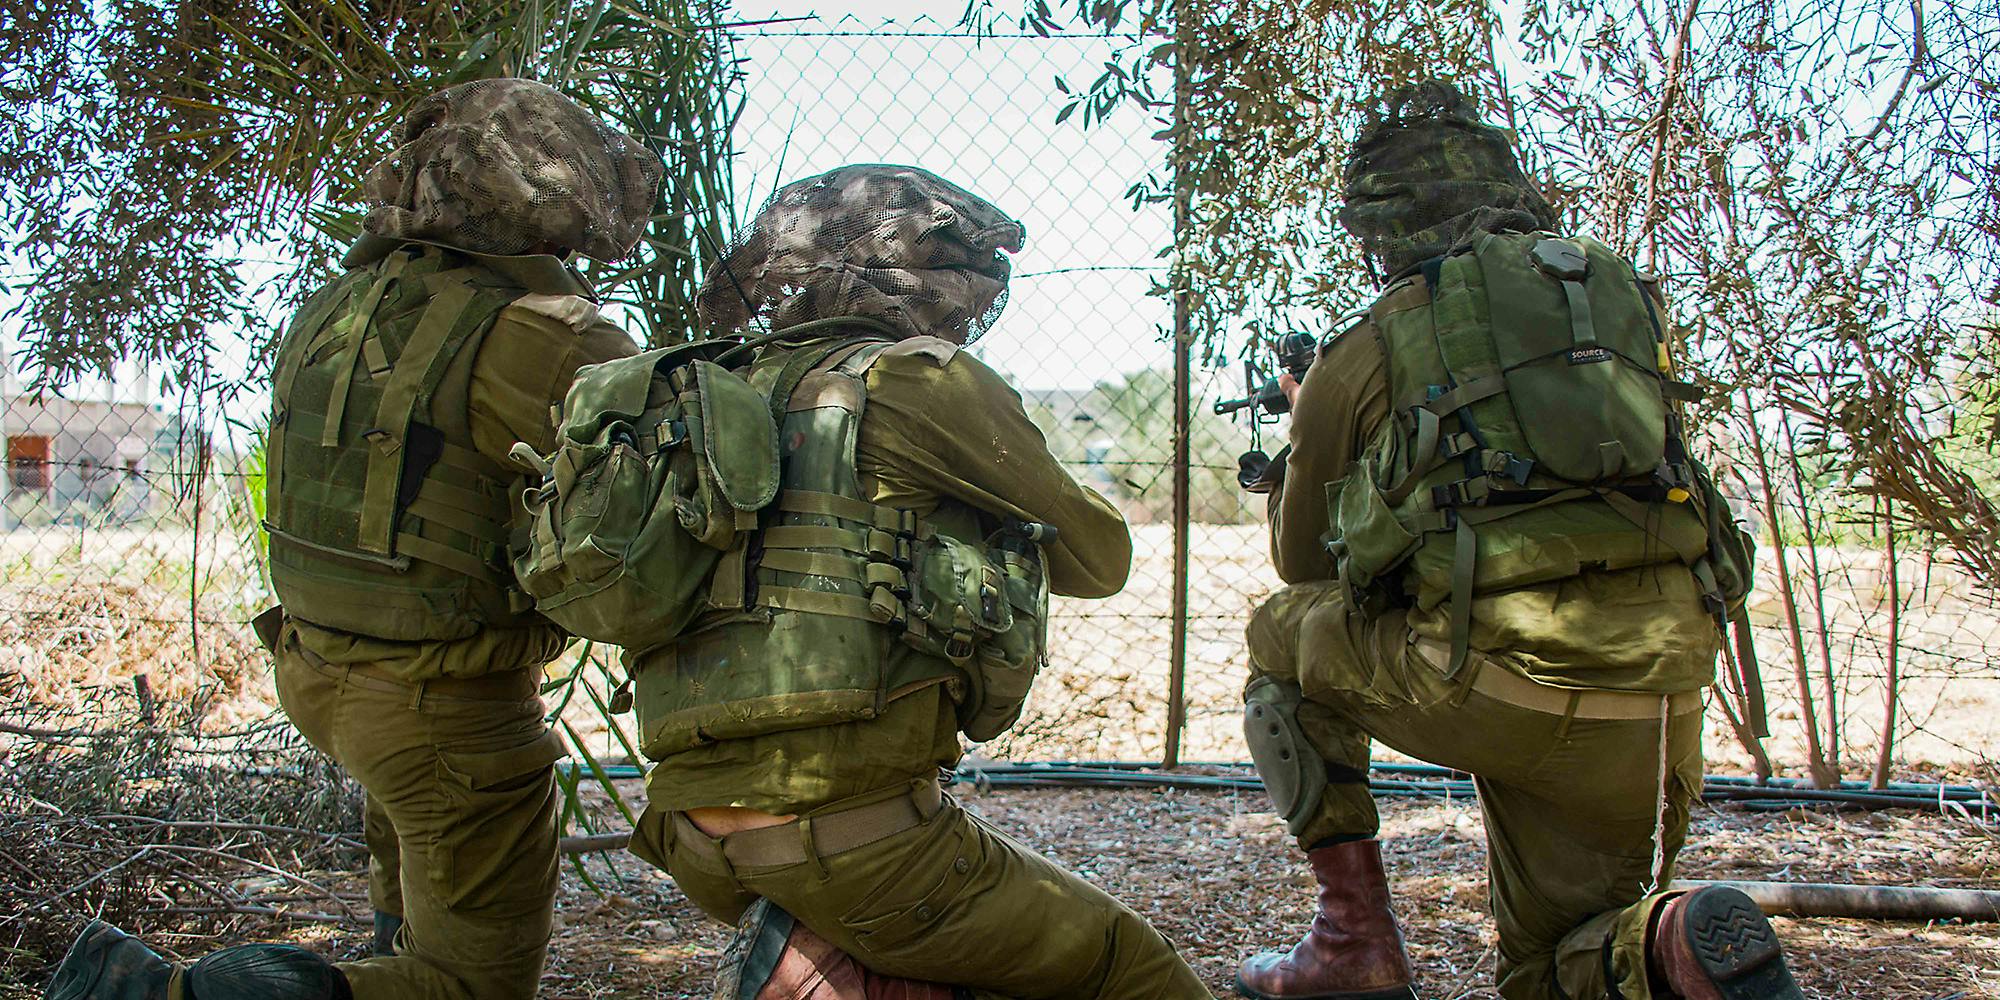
957, 535, 1051, 742
903, 533, 1014, 664
513, 343, 780, 652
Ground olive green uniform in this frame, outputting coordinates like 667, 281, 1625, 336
1260, 299, 1717, 1000
271, 237, 637, 1000
627, 343, 1210, 1000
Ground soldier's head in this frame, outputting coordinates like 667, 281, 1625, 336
362, 78, 663, 262
696, 164, 1026, 344
1338, 80, 1555, 280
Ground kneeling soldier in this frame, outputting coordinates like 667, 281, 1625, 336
623, 164, 1211, 1000
1236, 83, 1804, 1000
47, 79, 656, 1000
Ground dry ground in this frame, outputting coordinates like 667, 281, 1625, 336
4, 525, 1998, 996
11, 784, 1990, 999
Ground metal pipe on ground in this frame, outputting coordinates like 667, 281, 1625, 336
1673, 880, 2000, 923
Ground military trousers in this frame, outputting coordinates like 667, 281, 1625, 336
630, 781, 1212, 1000
1246, 583, 1705, 1000
364, 795, 402, 922
274, 631, 566, 1000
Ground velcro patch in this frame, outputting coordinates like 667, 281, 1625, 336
512, 293, 600, 333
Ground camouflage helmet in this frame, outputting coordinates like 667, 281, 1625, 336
1338, 81, 1556, 279
363, 78, 663, 262
696, 164, 1026, 344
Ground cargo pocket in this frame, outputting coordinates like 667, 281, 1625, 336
430, 727, 566, 909
837, 819, 979, 963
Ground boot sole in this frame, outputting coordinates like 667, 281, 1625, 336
1233, 976, 1417, 1000
1681, 887, 1805, 1000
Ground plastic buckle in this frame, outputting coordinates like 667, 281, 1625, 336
1504, 457, 1534, 484
1439, 431, 1478, 460
657, 417, 687, 448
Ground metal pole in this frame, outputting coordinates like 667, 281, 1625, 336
1163, 1, 1193, 770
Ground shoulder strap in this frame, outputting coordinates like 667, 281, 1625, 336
356, 271, 511, 556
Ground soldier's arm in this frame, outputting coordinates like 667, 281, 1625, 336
1269, 324, 1388, 584
466, 299, 641, 465
861, 346, 1133, 599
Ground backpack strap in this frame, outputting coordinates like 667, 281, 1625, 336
321, 251, 411, 448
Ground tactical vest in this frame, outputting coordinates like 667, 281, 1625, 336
265, 244, 537, 642
630, 332, 1050, 759
1328, 231, 1757, 706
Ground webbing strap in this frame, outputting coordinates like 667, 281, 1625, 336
322, 253, 409, 448
1419, 374, 1507, 417
1447, 518, 1477, 678
415, 475, 504, 521
394, 531, 502, 583
403, 497, 509, 545
357, 281, 478, 555
1732, 604, 1769, 738
757, 548, 866, 583
1560, 279, 1598, 347
759, 524, 870, 554
757, 586, 883, 623
778, 489, 912, 532
1384, 408, 1443, 506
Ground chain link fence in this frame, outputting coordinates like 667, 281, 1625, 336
2, 17, 1994, 788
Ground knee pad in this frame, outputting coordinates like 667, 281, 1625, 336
1243, 675, 1328, 837
184, 944, 349, 1000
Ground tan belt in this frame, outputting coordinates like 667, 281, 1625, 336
1414, 638, 1702, 720
673, 781, 945, 870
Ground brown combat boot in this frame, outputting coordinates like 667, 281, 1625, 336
1646, 887, 1803, 1000
1236, 839, 1417, 1000
714, 899, 965, 1000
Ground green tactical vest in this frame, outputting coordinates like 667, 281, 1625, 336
630, 331, 1051, 760
1328, 230, 1752, 687
265, 243, 540, 642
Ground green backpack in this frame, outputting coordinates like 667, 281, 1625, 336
1328, 230, 1765, 731
510, 339, 782, 653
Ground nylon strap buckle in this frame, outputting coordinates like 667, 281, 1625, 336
361, 428, 400, 456
1439, 431, 1479, 460
1480, 451, 1534, 485
1431, 479, 1489, 509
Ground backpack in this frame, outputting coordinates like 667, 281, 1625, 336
509, 338, 782, 653
1327, 230, 1765, 732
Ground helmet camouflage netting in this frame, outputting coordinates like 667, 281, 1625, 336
363, 78, 663, 262
1339, 80, 1557, 279
696, 164, 1026, 344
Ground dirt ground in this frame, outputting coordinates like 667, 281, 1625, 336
13, 784, 1987, 1000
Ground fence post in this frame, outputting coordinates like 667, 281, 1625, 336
1163, 0, 1193, 770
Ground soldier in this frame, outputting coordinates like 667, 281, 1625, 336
1233, 83, 1804, 1000
45, 79, 658, 1000
620, 164, 1211, 1000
